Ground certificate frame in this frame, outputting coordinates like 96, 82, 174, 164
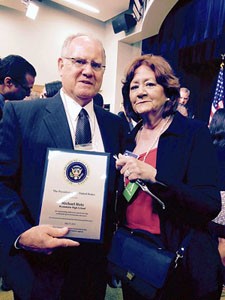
39, 148, 110, 243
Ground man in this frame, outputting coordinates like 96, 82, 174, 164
0, 34, 125, 299
177, 87, 194, 118
118, 103, 136, 134
0, 55, 36, 118
0, 54, 36, 292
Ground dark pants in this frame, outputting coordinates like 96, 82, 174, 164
60, 244, 108, 300
122, 283, 222, 300
4, 244, 108, 300
122, 263, 223, 300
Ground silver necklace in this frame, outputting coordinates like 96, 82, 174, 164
140, 115, 172, 162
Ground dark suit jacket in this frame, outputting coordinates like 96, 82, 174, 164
118, 111, 134, 134
0, 93, 126, 272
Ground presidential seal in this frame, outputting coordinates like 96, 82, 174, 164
65, 161, 88, 184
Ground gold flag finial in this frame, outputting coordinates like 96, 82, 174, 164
220, 54, 225, 69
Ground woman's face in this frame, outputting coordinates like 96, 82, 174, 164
129, 65, 168, 117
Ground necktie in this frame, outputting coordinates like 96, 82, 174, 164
75, 108, 92, 145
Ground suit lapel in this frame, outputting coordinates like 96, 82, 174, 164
94, 106, 112, 152
43, 94, 73, 149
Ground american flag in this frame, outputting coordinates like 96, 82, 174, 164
209, 62, 224, 125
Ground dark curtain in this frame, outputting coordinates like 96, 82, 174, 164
142, 0, 225, 122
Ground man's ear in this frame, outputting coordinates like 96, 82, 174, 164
58, 57, 64, 77
4, 76, 14, 87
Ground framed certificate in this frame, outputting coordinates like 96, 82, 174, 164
39, 148, 110, 243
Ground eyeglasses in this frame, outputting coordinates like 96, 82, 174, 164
12, 78, 31, 94
63, 57, 106, 72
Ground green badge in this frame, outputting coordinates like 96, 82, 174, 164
123, 182, 139, 202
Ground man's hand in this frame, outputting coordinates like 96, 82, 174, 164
17, 225, 80, 254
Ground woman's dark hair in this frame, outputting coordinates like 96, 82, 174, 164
45, 80, 62, 98
209, 108, 225, 148
122, 54, 180, 122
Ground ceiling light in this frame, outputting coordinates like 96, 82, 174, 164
62, 0, 99, 14
26, 2, 39, 20
21, 0, 39, 20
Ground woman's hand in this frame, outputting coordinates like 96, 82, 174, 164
116, 153, 157, 183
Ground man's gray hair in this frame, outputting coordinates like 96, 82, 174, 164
180, 87, 190, 95
61, 33, 106, 62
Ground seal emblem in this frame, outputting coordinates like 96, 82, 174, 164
66, 161, 88, 183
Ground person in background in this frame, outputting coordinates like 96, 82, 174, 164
93, 92, 104, 107
40, 80, 62, 98
0, 33, 125, 300
0, 54, 36, 118
118, 102, 136, 134
115, 54, 223, 300
0, 54, 36, 292
177, 86, 194, 118
209, 109, 225, 281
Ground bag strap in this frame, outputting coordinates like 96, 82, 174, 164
124, 227, 193, 268
174, 229, 193, 268
126, 228, 164, 248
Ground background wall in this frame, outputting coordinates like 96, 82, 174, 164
0, 0, 178, 112
0, 3, 106, 90
0, 1, 141, 111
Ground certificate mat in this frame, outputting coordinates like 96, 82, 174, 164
39, 148, 110, 242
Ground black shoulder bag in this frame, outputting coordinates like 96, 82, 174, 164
107, 226, 193, 300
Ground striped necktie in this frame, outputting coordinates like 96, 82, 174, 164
75, 108, 92, 145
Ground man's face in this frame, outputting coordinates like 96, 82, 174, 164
58, 36, 105, 107
179, 90, 189, 105
6, 73, 35, 100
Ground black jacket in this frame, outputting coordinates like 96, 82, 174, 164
119, 112, 223, 297
0, 94, 126, 298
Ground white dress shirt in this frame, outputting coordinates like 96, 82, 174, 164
60, 89, 104, 152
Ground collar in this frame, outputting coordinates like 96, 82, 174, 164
164, 112, 189, 136
127, 112, 190, 150
60, 89, 95, 122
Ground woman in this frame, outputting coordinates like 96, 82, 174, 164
209, 108, 225, 195
209, 109, 225, 271
115, 54, 223, 299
